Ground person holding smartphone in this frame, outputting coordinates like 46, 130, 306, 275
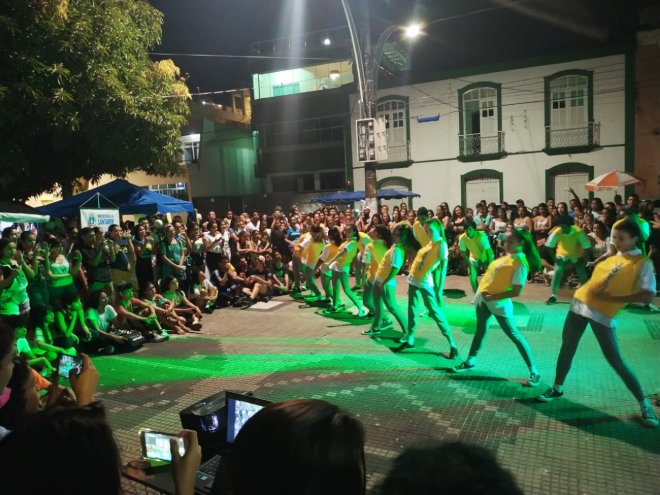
0, 238, 31, 326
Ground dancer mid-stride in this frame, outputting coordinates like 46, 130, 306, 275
537, 220, 658, 428
400, 218, 458, 358
324, 225, 367, 316
362, 223, 415, 338
451, 228, 542, 387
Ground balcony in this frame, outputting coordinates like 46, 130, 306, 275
544, 122, 600, 155
458, 132, 505, 161
378, 141, 411, 165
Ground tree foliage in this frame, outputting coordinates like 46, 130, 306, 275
0, 0, 190, 201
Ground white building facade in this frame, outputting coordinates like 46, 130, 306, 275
349, 51, 632, 210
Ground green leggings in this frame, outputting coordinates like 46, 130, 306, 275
372, 282, 407, 332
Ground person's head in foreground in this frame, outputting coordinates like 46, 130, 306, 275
215, 398, 366, 495
377, 442, 524, 495
0, 402, 122, 495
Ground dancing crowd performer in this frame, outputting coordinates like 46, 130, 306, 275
545, 215, 591, 305
362, 224, 415, 337
325, 225, 366, 316
459, 221, 494, 296
361, 226, 389, 323
412, 207, 445, 304
300, 226, 326, 303
537, 220, 658, 428
352, 230, 372, 291
401, 219, 457, 357
452, 229, 542, 387
315, 228, 342, 304
290, 230, 309, 295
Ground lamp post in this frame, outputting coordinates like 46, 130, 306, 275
340, 0, 421, 213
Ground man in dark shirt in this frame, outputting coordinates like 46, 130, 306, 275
79, 227, 114, 296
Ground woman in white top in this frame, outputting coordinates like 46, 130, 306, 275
489, 207, 509, 240
588, 221, 610, 262
533, 203, 553, 243
513, 206, 534, 232
203, 222, 225, 273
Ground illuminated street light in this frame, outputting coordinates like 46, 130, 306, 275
323, 37, 332, 46
341, 0, 422, 211
403, 23, 422, 39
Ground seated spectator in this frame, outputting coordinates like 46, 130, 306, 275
85, 291, 136, 354
115, 282, 167, 341
189, 269, 218, 314
377, 442, 524, 495
13, 325, 54, 374
161, 276, 202, 330
210, 255, 238, 307
241, 255, 273, 307
213, 399, 365, 495
256, 231, 272, 257
269, 251, 290, 295
54, 294, 91, 348
140, 282, 193, 335
29, 305, 77, 363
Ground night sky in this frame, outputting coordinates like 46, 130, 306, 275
149, 0, 638, 95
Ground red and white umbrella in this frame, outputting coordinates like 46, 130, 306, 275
584, 171, 644, 192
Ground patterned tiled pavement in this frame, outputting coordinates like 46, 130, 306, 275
93, 275, 660, 494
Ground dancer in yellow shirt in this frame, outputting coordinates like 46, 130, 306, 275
545, 215, 591, 305
362, 223, 415, 337
459, 221, 494, 295
300, 226, 326, 303
324, 225, 366, 316
452, 229, 542, 387
537, 220, 658, 428
400, 219, 457, 357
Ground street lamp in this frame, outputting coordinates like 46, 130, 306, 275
340, 0, 421, 212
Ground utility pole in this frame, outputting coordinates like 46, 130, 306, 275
360, 0, 378, 213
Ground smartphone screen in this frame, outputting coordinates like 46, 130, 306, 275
58, 355, 83, 379
140, 430, 186, 462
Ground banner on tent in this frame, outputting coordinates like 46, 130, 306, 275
80, 208, 120, 232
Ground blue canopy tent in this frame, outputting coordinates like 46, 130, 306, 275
311, 189, 420, 203
38, 179, 194, 217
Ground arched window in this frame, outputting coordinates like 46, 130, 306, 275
545, 163, 594, 203
378, 176, 413, 209
458, 83, 504, 159
375, 96, 410, 163
544, 70, 598, 152
460, 169, 503, 208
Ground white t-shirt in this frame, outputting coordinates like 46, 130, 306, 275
204, 233, 223, 254
245, 221, 260, 234
87, 305, 118, 332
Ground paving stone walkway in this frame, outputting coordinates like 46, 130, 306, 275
97, 276, 660, 495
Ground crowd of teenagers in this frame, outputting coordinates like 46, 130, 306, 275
0, 190, 658, 493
